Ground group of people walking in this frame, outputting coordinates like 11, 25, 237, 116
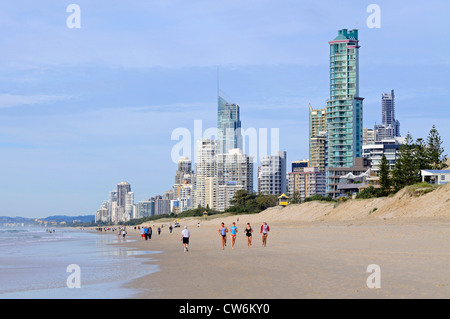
218, 221, 270, 250
126, 220, 270, 252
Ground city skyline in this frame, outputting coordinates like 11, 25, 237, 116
1, 0, 449, 218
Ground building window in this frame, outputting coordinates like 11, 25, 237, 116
441, 175, 445, 181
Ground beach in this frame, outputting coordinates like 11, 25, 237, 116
120, 216, 450, 299
2, 184, 448, 299
117, 185, 450, 299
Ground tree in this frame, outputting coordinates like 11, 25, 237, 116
289, 191, 301, 204
414, 138, 431, 171
391, 132, 421, 191
378, 153, 391, 194
426, 125, 448, 170
228, 190, 278, 214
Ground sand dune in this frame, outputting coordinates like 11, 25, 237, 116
259, 182, 450, 222
170, 183, 450, 229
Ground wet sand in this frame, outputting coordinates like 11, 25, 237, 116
117, 216, 450, 299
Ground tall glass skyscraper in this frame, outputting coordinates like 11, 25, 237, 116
326, 29, 364, 168
374, 90, 400, 141
217, 96, 242, 154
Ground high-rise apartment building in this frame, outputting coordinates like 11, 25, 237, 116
309, 103, 327, 172
326, 29, 364, 168
136, 200, 154, 218
217, 182, 244, 212
257, 151, 287, 195
217, 96, 242, 154
117, 182, 131, 208
116, 181, 133, 222
204, 176, 218, 210
95, 202, 109, 223
125, 191, 134, 219
214, 148, 253, 211
194, 139, 218, 209
216, 148, 253, 193
173, 156, 194, 212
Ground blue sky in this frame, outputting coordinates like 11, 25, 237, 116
0, 0, 449, 218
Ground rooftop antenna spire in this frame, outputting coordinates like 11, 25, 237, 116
217, 66, 219, 98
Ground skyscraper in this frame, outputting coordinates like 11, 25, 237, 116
217, 96, 242, 154
116, 181, 132, 221
375, 89, 400, 140
117, 181, 131, 208
309, 103, 327, 172
326, 29, 364, 168
382, 90, 395, 128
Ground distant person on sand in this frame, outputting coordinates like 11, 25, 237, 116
218, 222, 228, 250
140, 227, 145, 240
230, 222, 238, 250
260, 221, 270, 247
169, 224, 173, 233
181, 226, 190, 252
245, 223, 253, 248
144, 226, 149, 240
148, 227, 153, 240
122, 228, 127, 240
158, 227, 161, 235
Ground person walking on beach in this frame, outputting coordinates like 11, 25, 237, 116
144, 226, 149, 240
140, 226, 145, 240
260, 221, 270, 247
122, 228, 127, 240
169, 224, 173, 233
245, 223, 253, 248
230, 222, 238, 250
158, 227, 161, 235
218, 222, 228, 250
148, 227, 153, 240
181, 226, 190, 252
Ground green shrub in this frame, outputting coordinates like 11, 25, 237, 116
355, 186, 384, 199
303, 195, 336, 203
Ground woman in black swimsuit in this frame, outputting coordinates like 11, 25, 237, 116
245, 223, 253, 248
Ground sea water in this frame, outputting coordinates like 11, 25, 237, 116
0, 227, 160, 299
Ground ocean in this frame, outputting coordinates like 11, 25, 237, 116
0, 227, 160, 299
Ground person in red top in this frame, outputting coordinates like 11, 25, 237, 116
260, 221, 270, 247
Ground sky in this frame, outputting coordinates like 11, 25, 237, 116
0, 0, 449, 218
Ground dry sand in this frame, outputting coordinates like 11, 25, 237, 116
113, 184, 450, 299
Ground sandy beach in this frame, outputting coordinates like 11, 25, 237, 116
105, 185, 450, 299
113, 216, 449, 299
